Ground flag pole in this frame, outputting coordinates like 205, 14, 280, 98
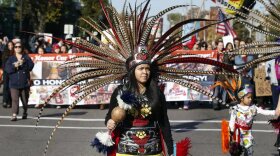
203, 0, 206, 41
192, 0, 206, 35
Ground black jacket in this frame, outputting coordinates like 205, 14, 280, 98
5, 54, 34, 89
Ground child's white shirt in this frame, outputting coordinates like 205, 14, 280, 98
228, 104, 275, 148
229, 104, 275, 132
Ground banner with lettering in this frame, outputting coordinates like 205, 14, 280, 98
28, 54, 119, 105
164, 50, 217, 101
28, 51, 217, 105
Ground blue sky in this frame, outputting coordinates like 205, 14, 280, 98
111, 0, 215, 13
111, 0, 264, 32
111, 0, 215, 32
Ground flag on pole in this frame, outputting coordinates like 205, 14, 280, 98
182, 22, 200, 49
216, 9, 237, 38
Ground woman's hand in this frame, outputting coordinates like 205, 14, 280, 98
18, 58, 24, 65
276, 109, 280, 116
13, 62, 20, 68
107, 119, 116, 130
276, 95, 280, 116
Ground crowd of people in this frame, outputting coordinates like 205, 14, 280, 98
175, 37, 278, 112
28, 35, 85, 54
0, 35, 279, 114
0, 35, 85, 57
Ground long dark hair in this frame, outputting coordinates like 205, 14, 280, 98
3, 41, 14, 56
12, 41, 26, 55
124, 61, 161, 118
2, 41, 14, 68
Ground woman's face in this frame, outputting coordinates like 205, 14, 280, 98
14, 43, 22, 54
61, 46, 67, 53
201, 44, 207, 51
240, 41, 246, 51
54, 48, 60, 53
207, 44, 212, 50
8, 42, 13, 51
234, 40, 240, 48
38, 48, 44, 54
217, 42, 224, 51
226, 43, 233, 50
134, 64, 150, 84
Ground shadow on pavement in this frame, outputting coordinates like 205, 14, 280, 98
171, 118, 218, 133
167, 101, 229, 110
41, 111, 88, 117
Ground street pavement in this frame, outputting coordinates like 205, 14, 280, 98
0, 102, 279, 156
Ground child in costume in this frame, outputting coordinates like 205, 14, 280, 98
229, 85, 277, 156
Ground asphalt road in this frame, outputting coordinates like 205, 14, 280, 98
0, 102, 279, 156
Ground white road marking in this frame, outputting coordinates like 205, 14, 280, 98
0, 116, 104, 121
173, 128, 275, 133
0, 116, 271, 124
169, 120, 270, 124
0, 124, 106, 129
0, 124, 275, 133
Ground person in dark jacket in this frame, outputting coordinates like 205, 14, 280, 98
5, 41, 34, 121
2, 41, 13, 108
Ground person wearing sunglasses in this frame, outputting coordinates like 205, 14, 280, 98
199, 41, 208, 51
5, 41, 34, 121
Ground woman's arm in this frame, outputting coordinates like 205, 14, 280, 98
104, 87, 119, 125
26, 55, 34, 71
22, 55, 34, 71
276, 95, 280, 116
158, 92, 174, 155
4, 57, 16, 74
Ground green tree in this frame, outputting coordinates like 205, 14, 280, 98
78, 0, 108, 36
167, 13, 183, 38
15, 0, 63, 32
0, 0, 15, 7
266, 1, 280, 41
167, 13, 182, 27
0, 0, 17, 37
45, 0, 81, 37
233, 20, 249, 40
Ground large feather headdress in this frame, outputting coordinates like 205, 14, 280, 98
38, 0, 239, 155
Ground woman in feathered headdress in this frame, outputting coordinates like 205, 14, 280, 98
94, 46, 174, 155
